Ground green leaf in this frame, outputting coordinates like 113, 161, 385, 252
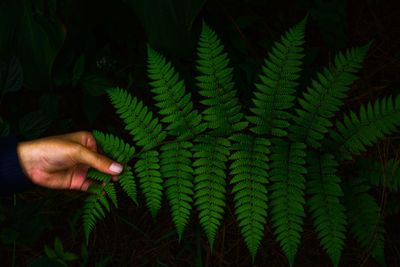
0, 0, 65, 89
19, 110, 52, 139
0, 56, 23, 97
81, 74, 115, 96
72, 54, 85, 87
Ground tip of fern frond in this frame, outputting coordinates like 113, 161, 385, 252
201, 20, 210, 31
302, 13, 310, 24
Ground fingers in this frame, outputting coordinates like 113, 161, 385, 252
58, 131, 98, 152
72, 145, 124, 176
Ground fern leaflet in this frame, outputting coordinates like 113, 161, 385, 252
135, 150, 163, 218
92, 130, 135, 163
328, 95, 400, 160
147, 47, 206, 139
196, 23, 247, 134
119, 166, 138, 205
193, 135, 230, 249
356, 158, 400, 192
82, 184, 112, 244
107, 88, 166, 150
270, 140, 307, 266
248, 17, 306, 137
290, 44, 370, 148
229, 134, 270, 260
161, 140, 194, 240
343, 178, 386, 266
306, 153, 347, 267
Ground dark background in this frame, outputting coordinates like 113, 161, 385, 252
0, 0, 400, 266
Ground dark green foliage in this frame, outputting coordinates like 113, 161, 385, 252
193, 135, 230, 248
343, 178, 386, 266
329, 95, 400, 160
290, 44, 370, 147
147, 47, 206, 139
356, 158, 400, 192
82, 184, 113, 244
306, 154, 347, 267
229, 134, 270, 260
196, 23, 247, 135
247, 18, 306, 137
269, 140, 307, 266
92, 130, 135, 163
78, 18, 400, 266
135, 150, 163, 218
161, 141, 194, 240
118, 166, 138, 205
108, 88, 167, 150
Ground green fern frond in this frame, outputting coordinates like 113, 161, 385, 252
328, 95, 400, 160
135, 150, 162, 218
103, 183, 118, 208
92, 130, 135, 163
270, 139, 307, 266
306, 153, 347, 267
107, 88, 166, 150
119, 166, 138, 205
193, 135, 230, 248
86, 168, 112, 183
344, 178, 386, 266
196, 23, 247, 134
161, 141, 194, 240
229, 134, 270, 261
82, 184, 112, 244
290, 43, 370, 148
147, 47, 206, 139
247, 17, 306, 137
356, 158, 400, 192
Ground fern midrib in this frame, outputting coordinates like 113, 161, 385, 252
157, 71, 198, 138
314, 159, 338, 241
264, 41, 294, 135
337, 106, 400, 155
296, 64, 348, 144
203, 36, 236, 133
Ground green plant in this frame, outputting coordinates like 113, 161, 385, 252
80, 17, 400, 266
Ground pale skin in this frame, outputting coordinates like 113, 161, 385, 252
16, 131, 123, 192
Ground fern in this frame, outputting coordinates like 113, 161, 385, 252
328, 95, 400, 160
86, 168, 112, 183
269, 140, 307, 266
229, 134, 270, 260
92, 130, 135, 163
193, 135, 230, 248
306, 153, 347, 267
343, 178, 386, 266
290, 44, 370, 148
135, 150, 163, 218
196, 22, 247, 134
160, 141, 194, 240
75, 19, 400, 266
89, 131, 138, 204
82, 184, 112, 244
147, 47, 206, 139
107, 88, 166, 150
118, 166, 138, 204
356, 158, 400, 192
247, 17, 306, 137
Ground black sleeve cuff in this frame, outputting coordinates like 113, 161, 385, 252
0, 136, 36, 195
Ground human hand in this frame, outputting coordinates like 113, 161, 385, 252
16, 131, 123, 191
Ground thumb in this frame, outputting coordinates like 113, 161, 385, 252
73, 145, 124, 175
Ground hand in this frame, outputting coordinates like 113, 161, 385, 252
16, 131, 123, 192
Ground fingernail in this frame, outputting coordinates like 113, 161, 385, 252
109, 163, 123, 174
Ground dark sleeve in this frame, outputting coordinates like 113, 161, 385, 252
0, 136, 35, 195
